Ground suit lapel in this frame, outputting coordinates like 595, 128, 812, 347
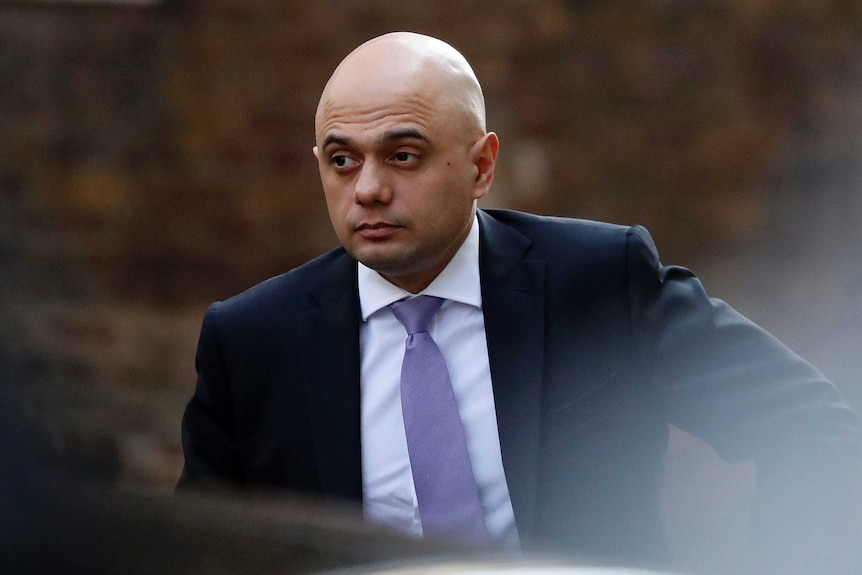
296, 252, 363, 502
477, 211, 546, 543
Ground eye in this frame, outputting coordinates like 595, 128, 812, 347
393, 151, 418, 163
331, 155, 358, 168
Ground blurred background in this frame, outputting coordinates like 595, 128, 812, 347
1, 0, 860, 573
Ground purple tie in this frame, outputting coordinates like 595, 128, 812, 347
389, 296, 489, 544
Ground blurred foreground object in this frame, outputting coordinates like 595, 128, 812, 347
321, 559, 682, 575
0, 384, 468, 574
1, 478, 472, 574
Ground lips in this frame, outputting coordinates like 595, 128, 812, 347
355, 221, 402, 240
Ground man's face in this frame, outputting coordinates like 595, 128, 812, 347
314, 74, 494, 293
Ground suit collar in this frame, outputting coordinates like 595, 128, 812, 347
308, 249, 358, 305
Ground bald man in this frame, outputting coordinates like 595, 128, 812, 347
179, 33, 860, 573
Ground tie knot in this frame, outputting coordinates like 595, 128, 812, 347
390, 295, 445, 335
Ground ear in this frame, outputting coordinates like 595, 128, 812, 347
312, 145, 320, 160
471, 132, 499, 200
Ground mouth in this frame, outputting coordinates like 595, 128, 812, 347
355, 221, 402, 240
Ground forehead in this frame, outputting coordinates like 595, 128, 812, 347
316, 76, 449, 145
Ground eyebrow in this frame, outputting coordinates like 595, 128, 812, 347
323, 134, 350, 149
382, 128, 427, 143
322, 128, 428, 150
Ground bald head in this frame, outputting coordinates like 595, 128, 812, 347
315, 32, 487, 140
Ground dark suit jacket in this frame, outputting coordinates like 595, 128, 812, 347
180, 209, 860, 569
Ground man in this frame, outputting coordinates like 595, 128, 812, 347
180, 32, 860, 572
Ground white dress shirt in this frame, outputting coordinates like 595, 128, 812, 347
358, 216, 520, 548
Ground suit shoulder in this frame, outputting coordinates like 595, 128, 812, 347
481, 208, 637, 260
211, 247, 352, 318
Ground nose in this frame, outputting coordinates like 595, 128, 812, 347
353, 161, 392, 205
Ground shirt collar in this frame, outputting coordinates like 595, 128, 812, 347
358, 216, 482, 321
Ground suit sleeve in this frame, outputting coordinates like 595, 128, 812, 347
624, 225, 862, 574
177, 303, 244, 489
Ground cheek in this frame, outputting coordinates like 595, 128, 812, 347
323, 191, 351, 231
323, 181, 350, 208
